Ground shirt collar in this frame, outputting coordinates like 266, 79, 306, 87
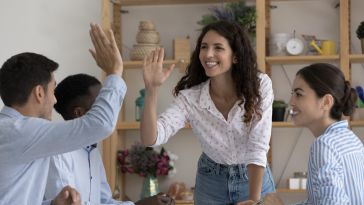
0, 106, 24, 118
323, 120, 349, 135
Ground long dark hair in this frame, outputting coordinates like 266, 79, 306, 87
297, 63, 357, 120
173, 21, 262, 123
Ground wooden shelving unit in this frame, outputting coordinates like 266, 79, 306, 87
101, 0, 362, 200
117, 121, 191, 130
349, 54, 364, 63
123, 59, 188, 69
277, 188, 306, 193
117, 121, 302, 130
266, 55, 340, 65
118, 0, 300, 6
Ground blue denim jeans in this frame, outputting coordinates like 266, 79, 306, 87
194, 153, 275, 205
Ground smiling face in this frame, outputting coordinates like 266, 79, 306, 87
289, 75, 327, 128
199, 30, 235, 79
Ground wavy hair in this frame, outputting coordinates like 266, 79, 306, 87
173, 21, 262, 123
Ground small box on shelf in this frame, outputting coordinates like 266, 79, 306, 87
173, 37, 190, 72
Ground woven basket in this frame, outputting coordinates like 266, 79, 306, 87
139, 21, 155, 31
136, 30, 160, 44
130, 44, 160, 60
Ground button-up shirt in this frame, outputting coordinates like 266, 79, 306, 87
44, 145, 133, 205
0, 75, 126, 205
298, 120, 364, 205
155, 73, 273, 166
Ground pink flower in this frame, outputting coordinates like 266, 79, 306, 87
117, 142, 175, 178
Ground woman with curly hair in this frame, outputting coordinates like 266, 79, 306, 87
141, 21, 275, 205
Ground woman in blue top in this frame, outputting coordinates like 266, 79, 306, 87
262, 63, 364, 204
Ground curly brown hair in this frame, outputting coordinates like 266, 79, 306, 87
173, 21, 262, 123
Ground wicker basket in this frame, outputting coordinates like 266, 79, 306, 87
136, 30, 160, 44
139, 21, 155, 31
130, 44, 160, 60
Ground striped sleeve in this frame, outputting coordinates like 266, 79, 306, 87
308, 140, 350, 205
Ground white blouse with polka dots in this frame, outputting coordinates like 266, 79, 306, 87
154, 73, 273, 166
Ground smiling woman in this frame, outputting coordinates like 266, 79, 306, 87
140, 21, 275, 205
263, 63, 364, 205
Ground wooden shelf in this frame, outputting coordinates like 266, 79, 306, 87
118, 0, 304, 6
117, 121, 299, 130
117, 121, 191, 130
124, 59, 188, 69
117, 121, 364, 130
272, 121, 297, 127
266, 55, 340, 64
349, 54, 364, 63
175, 200, 194, 205
277, 188, 306, 193
350, 120, 364, 127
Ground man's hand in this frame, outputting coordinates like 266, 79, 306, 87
135, 193, 175, 205
89, 23, 123, 77
52, 185, 80, 205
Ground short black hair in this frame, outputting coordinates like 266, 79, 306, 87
54, 74, 101, 120
0, 52, 58, 106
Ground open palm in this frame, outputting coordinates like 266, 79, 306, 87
143, 48, 174, 89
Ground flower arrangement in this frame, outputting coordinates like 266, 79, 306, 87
117, 142, 177, 178
197, 0, 256, 37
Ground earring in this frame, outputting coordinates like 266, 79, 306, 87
233, 57, 238, 64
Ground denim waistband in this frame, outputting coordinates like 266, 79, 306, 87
200, 153, 248, 177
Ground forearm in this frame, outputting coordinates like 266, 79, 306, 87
140, 87, 159, 146
247, 164, 265, 201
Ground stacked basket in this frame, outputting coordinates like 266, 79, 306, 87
130, 21, 161, 60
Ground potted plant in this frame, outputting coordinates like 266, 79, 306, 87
197, 0, 256, 39
272, 100, 288, 122
356, 21, 364, 54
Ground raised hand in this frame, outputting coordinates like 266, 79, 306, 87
143, 47, 175, 90
89, 23, 123, 77
52, 185, 81, 205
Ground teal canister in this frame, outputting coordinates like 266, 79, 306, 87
135, 88, 145, 121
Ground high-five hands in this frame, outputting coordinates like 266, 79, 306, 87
89, 23, 123, 77
52, 185, 81, 205
143, 47, 175, 90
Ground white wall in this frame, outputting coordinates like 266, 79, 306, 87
1, 0, 363, 203
120, 0, 364, 203
0, 0, 101, 119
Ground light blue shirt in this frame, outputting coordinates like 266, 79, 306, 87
0, 75, 126, 205
297, 120, 364, 205
44, 145, 134, 205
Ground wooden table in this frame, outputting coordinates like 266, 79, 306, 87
175, 200, 194, 205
